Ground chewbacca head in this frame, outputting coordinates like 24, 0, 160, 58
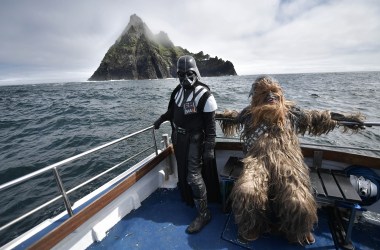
249, 76, 288, 129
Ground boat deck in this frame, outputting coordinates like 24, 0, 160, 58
86, 187, 379, 250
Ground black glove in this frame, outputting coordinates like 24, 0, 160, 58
153, 117, 164, 129
203, 142, 215, 162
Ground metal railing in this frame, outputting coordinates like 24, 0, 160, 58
1, 118, 378, 234
0, 122, 169, 233
216, 136, 380, 154
215, 117, 380, 154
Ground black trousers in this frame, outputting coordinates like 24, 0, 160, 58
173, 130, 207, 205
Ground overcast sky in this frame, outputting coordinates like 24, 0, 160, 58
0, 0, 379, 84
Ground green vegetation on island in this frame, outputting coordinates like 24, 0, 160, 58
89, 14, 237, 81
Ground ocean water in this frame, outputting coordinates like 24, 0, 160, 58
0, 72, 380, 246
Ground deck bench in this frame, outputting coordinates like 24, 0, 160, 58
220, 156, 363, 249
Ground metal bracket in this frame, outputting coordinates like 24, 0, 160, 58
313, 150, 323, 169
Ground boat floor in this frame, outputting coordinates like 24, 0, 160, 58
87, 188, 379, 250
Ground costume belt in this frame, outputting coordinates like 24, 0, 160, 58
173, 123, 201, 135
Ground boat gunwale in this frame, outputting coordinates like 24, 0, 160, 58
215, 141, 380, 169
28, 145, 173, 250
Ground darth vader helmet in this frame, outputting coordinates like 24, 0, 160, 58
177, 55, 201, 88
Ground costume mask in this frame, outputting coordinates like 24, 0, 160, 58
250, 76, 287, 128
177, 55, 201, 88
178, 71, 197, 88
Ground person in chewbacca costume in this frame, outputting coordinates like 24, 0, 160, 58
216, 76, 365, 245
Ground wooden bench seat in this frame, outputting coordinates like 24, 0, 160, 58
310, 168, 362, 204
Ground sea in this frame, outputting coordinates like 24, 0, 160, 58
1, 71, 380, 246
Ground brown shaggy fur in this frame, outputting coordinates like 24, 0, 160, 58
216, 110, 240, 136
218, 76, 365, 245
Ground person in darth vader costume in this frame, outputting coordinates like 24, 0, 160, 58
153, 55, 219, 234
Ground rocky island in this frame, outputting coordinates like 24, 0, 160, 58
89, 14, 237, 81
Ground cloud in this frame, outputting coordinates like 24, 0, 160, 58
0, 0, 379, 84
214, 0, 380, 74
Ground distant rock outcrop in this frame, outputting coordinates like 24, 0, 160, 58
89, 14, 237, 81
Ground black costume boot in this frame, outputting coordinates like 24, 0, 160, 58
186, 198, 211, 234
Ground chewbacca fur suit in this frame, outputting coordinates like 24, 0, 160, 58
217, 76, 364, 245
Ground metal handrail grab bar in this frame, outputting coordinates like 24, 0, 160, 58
0, 124, 163, 192
66, 145, 155, 196
215, 117, 380, 127
216, 136, 380, 153
0, 145, 156, 232
0, 195, 63, 232
300, 142, 380, 153
0, 122, 169, 233
215, 117, 380, 153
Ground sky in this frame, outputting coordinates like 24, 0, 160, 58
0, 0, 379, 84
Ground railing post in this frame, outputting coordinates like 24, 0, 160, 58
345, 205, 358, 245
152, 128, 158, 155
162, 134, 174, 176
52, 167, 73, 217
162, 134, 169, 148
